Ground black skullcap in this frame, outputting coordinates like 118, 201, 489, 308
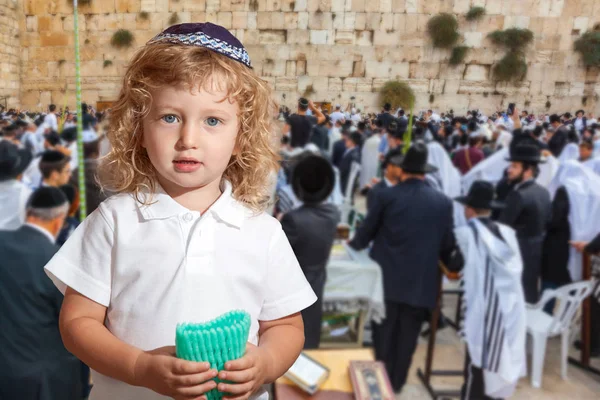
27, 186, 68, 209
61, 126, 78, 143
41, 150, 67, 163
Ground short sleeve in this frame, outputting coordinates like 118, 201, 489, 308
258, 227, 317, 321
44, 205, 114, 307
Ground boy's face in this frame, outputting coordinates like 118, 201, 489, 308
142, 81, 239, 194
580, 144, 592, 160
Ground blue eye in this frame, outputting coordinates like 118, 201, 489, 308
162, 114, 178, 124
206, 117, 221, 127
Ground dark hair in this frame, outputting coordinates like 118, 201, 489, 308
522, 110, 528, 115
522, 162, 539, 177
532, 126, 544, 138
84, 140, 100, 158
542, 122, 550, 130
467, 121, 478, 132
398, 110, 405, 116
375, 119, 384, 128
298, 98, 309, 111
459, 133, 469, 146
576, 109, 585, 116
15, 120, 28, 128
357, 122, 366, 131
46, 132, 61, 148
580, 138, 593, 150
349, 132, 362, 146
383, 103, 391, 111
2, 124, 18, 137
382, 148, 402, 169
468, 136, 482, 147
549, 114, 561, 124
81, 103, 89, 113
61, 127, 78, 143
48, 104, 56, 112
281, 135, 290, 145
39, 155, 71, 180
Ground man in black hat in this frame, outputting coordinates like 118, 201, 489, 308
454, 181, 526, 399
573, 109, 587, 134
377, 103, 396, 130
0, 141, 33, 230
498, 143, 551, 303
366, 148, 403, 210
283, 98, 326, 148
280, 154, 340, 349
349, 142, 463, 393
548, 113, 569, 157
0, 187, 82, 400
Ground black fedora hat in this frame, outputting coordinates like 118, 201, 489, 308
0, 141, 33, 181
398, 142, 438, 174
291, 154, 335, 204
455, 181, 504, 210
505, 143, 546, 164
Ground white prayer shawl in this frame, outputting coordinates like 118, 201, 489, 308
360, 135, 381, 188
558, 143, 579, 164
427, 141, 467, 227
583, 157, 600, 176
461, 147, 559, 194
456, 219, 527, 398
547, 160, 600, 281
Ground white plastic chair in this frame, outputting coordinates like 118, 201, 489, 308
339, 161, 361, 224
526, 280, 594, 388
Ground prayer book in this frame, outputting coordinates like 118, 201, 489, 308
349, 361, 395, 400
284, 352, 330, 395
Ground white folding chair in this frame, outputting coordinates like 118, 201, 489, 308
526, 280, 594, 388
339, 161, 361, 224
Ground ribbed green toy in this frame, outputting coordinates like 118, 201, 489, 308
176, 310, 251, 400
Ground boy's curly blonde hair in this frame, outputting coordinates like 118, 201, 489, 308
99, 43, 279, 212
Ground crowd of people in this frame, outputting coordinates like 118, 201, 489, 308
276, 99, 600, 398
2, 94, 600, 399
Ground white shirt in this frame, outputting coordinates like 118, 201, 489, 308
0, 179, 32, 230
22, 156, 42, 190
329, 111, 345, 124
44, 181, 316, 400
44, 113, 58, 132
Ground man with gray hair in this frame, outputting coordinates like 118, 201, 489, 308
0, 187, 81, 400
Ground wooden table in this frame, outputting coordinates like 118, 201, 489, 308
274, 348, 374, 399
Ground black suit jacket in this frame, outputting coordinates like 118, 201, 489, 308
548, 126, 569, 157
586, 233, 600, 255
349, 179, 460, 309
281, 204, 340, 294
339, 147, 361, 194
499, 180, 551, 238
331, 139, 347, 168
0, 226, 81, 400
366, 179, 391, 211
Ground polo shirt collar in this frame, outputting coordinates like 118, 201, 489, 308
137, 180, 245, 228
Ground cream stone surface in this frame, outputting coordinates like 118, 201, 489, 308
0, 0, 598, 114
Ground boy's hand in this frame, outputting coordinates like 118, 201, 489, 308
217, 343, 271, 400
134, 346, 218, 400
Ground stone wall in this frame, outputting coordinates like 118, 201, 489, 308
14, 0, 600, 114
1, 0, 20, 108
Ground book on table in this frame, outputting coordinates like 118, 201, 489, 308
283, 352, 330, 395
349, 360, 395, 400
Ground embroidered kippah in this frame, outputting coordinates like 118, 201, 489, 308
176, 310, 251, 400
148, 22, 252, 69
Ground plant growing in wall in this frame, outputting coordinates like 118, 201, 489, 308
379, 80, 415, 110
138, 11, 150, 21
427, 13, 460, 48
466, 6, 486, 21
574, 29, 600, 67
103, 60, 113, 68
449, 46, 469, 65
303, 85, 316, 98
169, 13, 180, 26
488, 28, 534, 81
111, 29, 134, 49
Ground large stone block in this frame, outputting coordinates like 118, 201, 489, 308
464, 65, 490, 81
310, 30, 328, 44
259, 30, 287, 44
40, 32, 71, 47
373, 30, 399, 46
308, 12, 333, 30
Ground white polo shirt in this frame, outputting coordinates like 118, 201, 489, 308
44, 181, 316, 400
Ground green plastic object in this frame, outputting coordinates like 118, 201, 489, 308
176, 310, 251, 400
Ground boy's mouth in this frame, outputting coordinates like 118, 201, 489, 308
173, 157, 202, 172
